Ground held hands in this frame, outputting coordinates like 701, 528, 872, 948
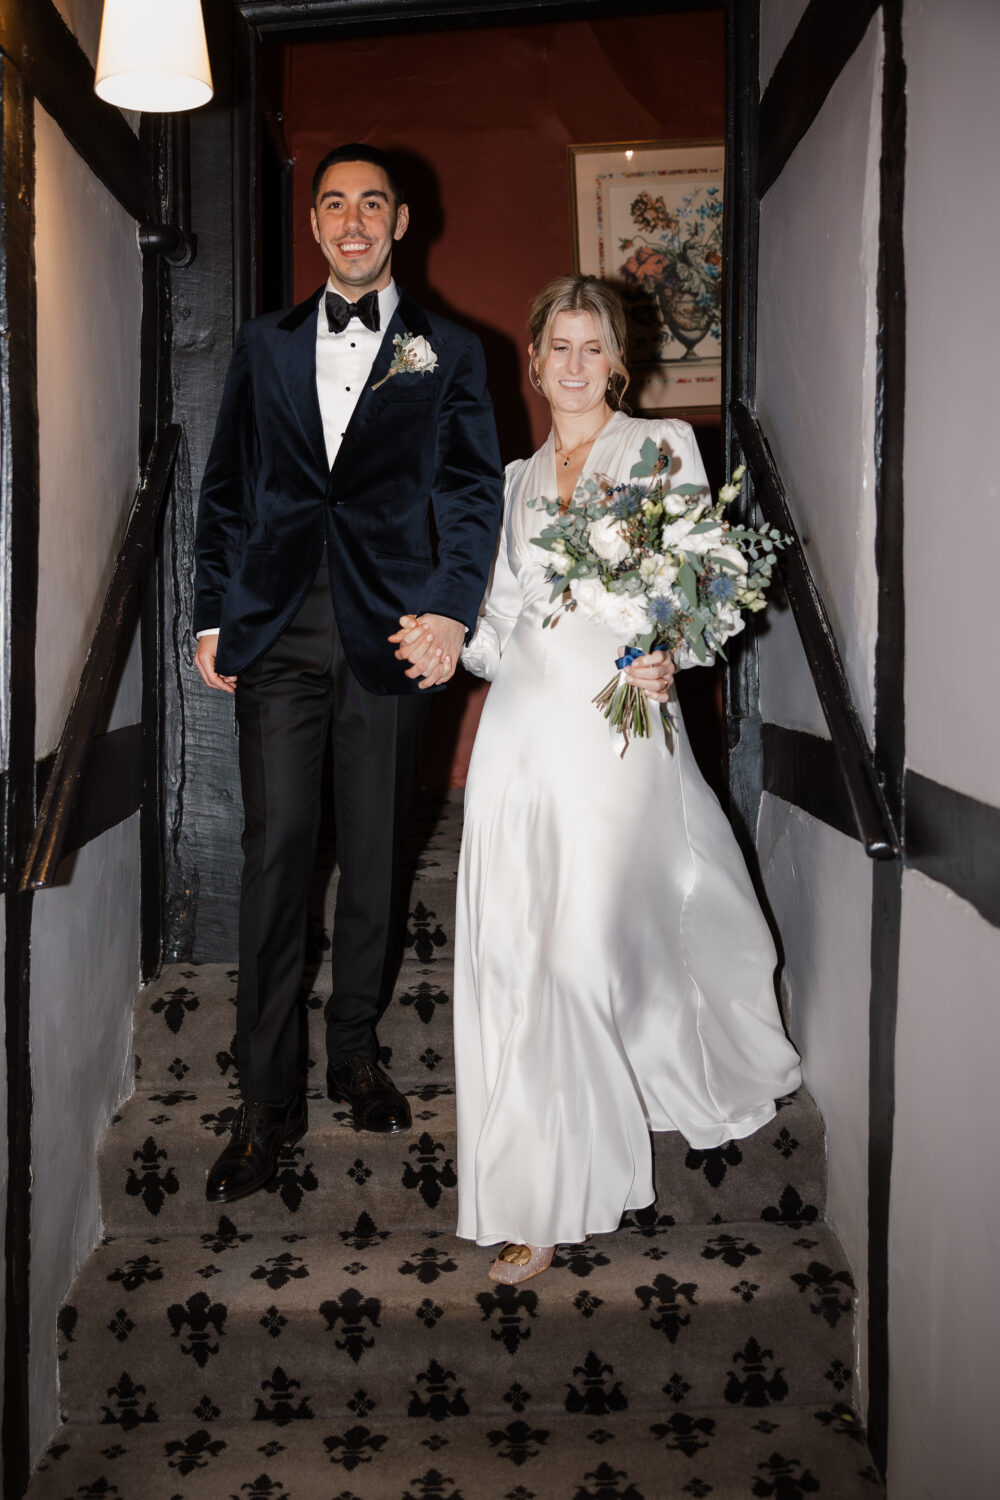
622, 647, 676, 704
193, 635, 237, 694
389, 614, 465, 689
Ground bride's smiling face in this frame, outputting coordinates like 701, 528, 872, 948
532, 311, 612, 418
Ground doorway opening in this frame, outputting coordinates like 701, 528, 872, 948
256, 7, 727, 791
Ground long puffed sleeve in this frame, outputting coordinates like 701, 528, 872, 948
661, 420, 717, 672
460, 459, 525, 681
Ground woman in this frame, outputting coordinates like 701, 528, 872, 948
454, 275, 801, 1284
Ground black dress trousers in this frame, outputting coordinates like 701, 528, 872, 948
234, 556, 430, 1102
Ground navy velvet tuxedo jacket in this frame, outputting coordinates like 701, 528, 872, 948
193, 286, 503, 693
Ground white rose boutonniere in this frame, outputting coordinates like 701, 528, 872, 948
372, 331, 439, 391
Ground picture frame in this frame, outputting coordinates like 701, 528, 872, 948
568, 139, 725, 415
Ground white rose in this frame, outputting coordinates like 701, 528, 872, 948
663, 516, 726, 558
712, 604, 746, 641
639, 553, 677, 592
603, 593, 652, 636
711, 543, 748, 574
548, 551, 573, 575
650, 559, 678, 592
402, 334, 438, 373
587, 514, 631, 565
660, 516, 695, 550
664, 492, 708, 518
570, 577, 650, 636
568, 577, 608, 618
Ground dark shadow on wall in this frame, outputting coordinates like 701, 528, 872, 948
389, 148, 534, 464
385, 150, 534, 791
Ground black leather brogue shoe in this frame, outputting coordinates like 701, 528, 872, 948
205, 1095, 306, 1204
327, 1057, 412, 1134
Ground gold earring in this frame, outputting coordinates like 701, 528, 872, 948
528, 360, 545, 395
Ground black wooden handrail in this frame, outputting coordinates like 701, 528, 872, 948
20, 425, 180, 891
731, 399, 899, 860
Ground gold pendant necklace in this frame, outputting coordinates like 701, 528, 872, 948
556, 413, 612, 469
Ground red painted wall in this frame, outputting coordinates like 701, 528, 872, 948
283, 11, 725, 787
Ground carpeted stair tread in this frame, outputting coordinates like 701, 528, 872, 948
134, 960, 458, 1092
100, 1088, 825, 1238
28, 1406, 882, 1499
30, 794, 883, 1495
59, 1221, 854, 1422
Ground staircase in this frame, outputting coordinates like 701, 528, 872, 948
28, 795, 883, 1498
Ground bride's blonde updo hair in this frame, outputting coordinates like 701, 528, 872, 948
528, 275, 630, 410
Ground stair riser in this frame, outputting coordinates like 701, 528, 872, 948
99, 1098, 826, 1238
26, 1408, 884, 1500
60, 1290, 852, 1423
135, 962, 457, 1093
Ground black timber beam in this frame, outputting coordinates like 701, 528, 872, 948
238, 0, 718, 40
758, 0, 880, 196
0, 0, 155, 222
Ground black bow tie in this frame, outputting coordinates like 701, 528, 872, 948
325, 288, 380, 334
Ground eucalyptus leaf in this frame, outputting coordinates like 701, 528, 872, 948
630, 437, 661, 478
678, 561, 698, 607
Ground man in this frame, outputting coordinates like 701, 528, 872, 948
193, 143, 503, 1204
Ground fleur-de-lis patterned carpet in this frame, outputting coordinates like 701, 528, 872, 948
27, 796, 883, 1498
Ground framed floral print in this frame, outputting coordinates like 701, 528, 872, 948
568, 140, 725, 414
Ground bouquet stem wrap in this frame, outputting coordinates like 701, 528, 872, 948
594, 645, 672, 759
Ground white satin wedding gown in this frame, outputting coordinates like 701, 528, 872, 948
454, 412, 801, 1248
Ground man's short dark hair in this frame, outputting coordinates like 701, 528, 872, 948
311, 143, 406, 208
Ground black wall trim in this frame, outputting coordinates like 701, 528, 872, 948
761, 728, 1000, 932
906, 773, 1000, 931
1, 53, 39, 1500
866, 0, 907, 1472
138, 117, 173, 982
732, 400, 898, 860
721, 0, 764, 858
34, 725, 143, 866
239, 0, 715, 39
761, 724, 858, 842
758, 0, 880, 196
0, 0, 155, 224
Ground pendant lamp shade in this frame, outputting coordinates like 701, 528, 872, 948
95, 0, 213, 113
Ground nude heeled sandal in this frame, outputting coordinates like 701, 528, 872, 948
488, 1242, 555, 1284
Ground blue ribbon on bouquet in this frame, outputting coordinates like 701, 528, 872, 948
614, 643, 667, 670
606, 642, 674, 760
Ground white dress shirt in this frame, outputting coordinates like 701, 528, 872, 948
198, 279, 400, 639
317, 278, 399, 468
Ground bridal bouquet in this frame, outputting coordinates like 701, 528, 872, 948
528, 438, 787, 754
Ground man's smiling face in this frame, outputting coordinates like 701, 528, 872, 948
310, 159, 409, 298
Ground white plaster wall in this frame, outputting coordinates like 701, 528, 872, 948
756, 16, 882, 741
759, 0, 810, 90
885, 4, 1000, 1494
902, 0, 1000, 808
34, 103, 142, 758
28, 90, 144, 1464
888, 871, 1000, 1499
53, 0, 103, 64
758, 594, 829, 739
757, 794, 872, 1399
29, 817, 139, 1456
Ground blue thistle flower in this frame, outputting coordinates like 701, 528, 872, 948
649, 595, 678, 629
706, 573, 739, 605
